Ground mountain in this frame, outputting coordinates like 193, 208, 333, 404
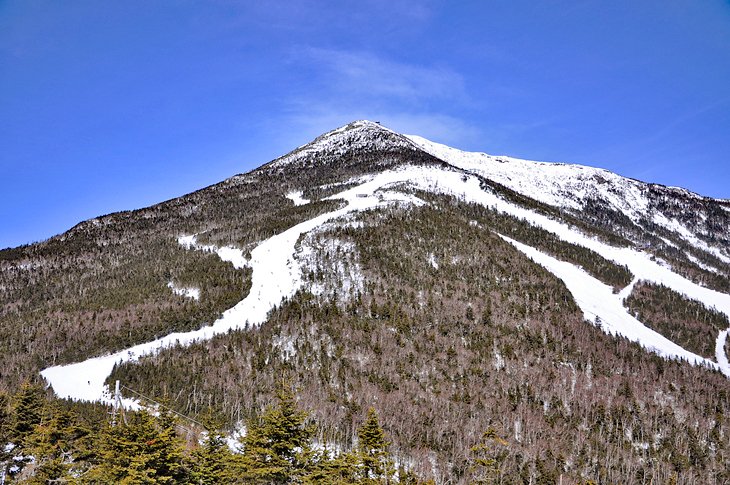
1, 120, 730, 483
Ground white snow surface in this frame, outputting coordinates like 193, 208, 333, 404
652, 213, 730, 265
406, 134, 650, 218
717, 330, 730, 373
407, 134, 730, 264
177, 234, 248, 269
40, 168, 422, 402
501, 236, 718, 371
299, 232, 365, 298
271, 120, 412, 169
41, 163, 730, 402
167, 281, 200, 300
286, 191, 310, 206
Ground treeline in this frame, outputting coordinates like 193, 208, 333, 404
1, 382, 453, 483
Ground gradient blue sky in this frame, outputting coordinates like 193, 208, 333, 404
2, 1, 729, 249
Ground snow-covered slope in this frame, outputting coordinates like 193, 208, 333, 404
407, 134, 730, 266
41, 160, 730, 402
38, 121, 730, 404
270, 120, 415, 169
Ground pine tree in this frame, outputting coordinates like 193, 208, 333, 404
468, 427, 508, 484
0, 392, 9, 443
10, 382, 45, 446
0, 392, 10, 473
88, 409, 188, 484
25, 406, 92, 484
356, 407, 394, 483
236, 384, 314, 483
302, 446, 358, 484
191, 418, 233, 485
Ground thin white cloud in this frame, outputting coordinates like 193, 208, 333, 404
302, 48, 467, 104
274, 49, 480, 149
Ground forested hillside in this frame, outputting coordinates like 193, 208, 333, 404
1, 121, 729, 483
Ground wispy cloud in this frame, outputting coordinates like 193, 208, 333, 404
273, 48, 480, 148
302, 48, 467, 104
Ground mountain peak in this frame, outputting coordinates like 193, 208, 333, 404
268, 120, 417, 169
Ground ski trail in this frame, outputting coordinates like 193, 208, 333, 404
500, 236, 723, 374
40, 164, 730, 402
617, 276, 640, 302
41, 177, 421, 403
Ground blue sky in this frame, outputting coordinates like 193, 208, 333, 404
2, 1, 729, 249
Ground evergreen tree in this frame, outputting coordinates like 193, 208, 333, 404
10, 382, 45, 446
356, 407, 394, 483
25, 406, 92, 484
0, 392, 10, 473
191, 419, 233, 485
88, 409, 188, 484
236, 384, 314, 483
0, 392, 9, 443
302, 446, 358, 484
468, 427, 508, 484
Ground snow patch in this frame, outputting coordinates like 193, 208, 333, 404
273, 334, 297, 361
428, 253, 439, 269
686, 253, 721, 274
286, 191, 310, 206
716, 329, 730, 374
167, 281, 200, 300
652, 213, 730, 265
300, 234, 365, 298
177, 234, 248, 269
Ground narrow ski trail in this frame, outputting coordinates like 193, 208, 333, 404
41, 165, 730, 403
40, 175, 420, 403
501, 236, 724, 374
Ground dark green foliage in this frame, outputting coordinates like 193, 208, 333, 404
235, 384, 314, 483
426, 194, 634, 291
625, 281, 730, 358
0, 392, 10, 441
190, 420, 233, 485
10, 383, 46, 446
25, 406, 94, 484
355, 407, 394, 482
88, 410, 189, 484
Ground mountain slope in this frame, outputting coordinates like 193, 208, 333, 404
2, 120, 730, 483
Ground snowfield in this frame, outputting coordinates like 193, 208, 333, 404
167, 281, 200, 300
41, 155, 730, 403
286, 191, 310, 206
